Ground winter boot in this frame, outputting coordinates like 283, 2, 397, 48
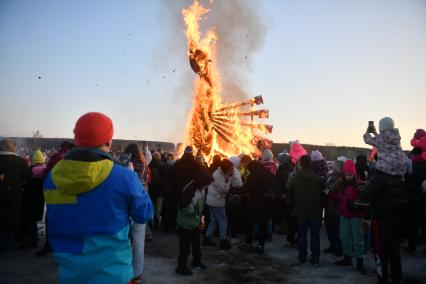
334, 255, 352, 266
202, 238, 217, 247
323, 245, 336, 254
219, 239, 231, 250
191, 261, 207, 269
175, 266, 193, 276
356, 258, 366, 275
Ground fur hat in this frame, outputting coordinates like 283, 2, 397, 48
311, 150, 324, 162
342, 160, 356, 175
32, 149, 45, 164
73, 112, 114, 147
0, 139, 16, 153
379, 116, 395, 132
262, 149, 274, 161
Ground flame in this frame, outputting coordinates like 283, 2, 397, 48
182, 0, 269, 162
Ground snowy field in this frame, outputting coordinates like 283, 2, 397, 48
0, 226, 425, 284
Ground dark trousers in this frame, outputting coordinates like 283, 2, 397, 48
406, 202, 422, 253
226, 206, 241, 238
162, 194, 177, 231
324, 214, 341, 248
178, 227, 201, 268
287, 215, 298, 243
297, 217, 321, 258
246, 218, 267, 247
0, 190, 23, 251
372, 218, 402, 284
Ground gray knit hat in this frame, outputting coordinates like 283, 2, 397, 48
379, 116, 394, 132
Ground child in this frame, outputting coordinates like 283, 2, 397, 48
363, 117, 407, 176
176, 169, 213, 276
330, 160, 366, 274
410, 128, 426, 162
21, 149, 47, 249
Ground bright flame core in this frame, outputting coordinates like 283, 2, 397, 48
182, 0, 269, 162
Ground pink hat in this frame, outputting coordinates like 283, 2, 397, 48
343, 160, 356, 175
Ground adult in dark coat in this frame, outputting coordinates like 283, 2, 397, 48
164, 146, 201, 231
359, 171, 408, 284
0, 139, 29, 252
288, 155, 326, 266
275, 153, 294, 234
160, 153, 175, 229
149, 152, 163, 227
239, 160, 269, 254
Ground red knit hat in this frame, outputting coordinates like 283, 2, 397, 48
73, 112, 114, 147
342, 160, 356, 175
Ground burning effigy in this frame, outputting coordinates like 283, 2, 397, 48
182, 0, 272, 162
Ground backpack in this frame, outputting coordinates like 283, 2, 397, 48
263, 170, 282, 200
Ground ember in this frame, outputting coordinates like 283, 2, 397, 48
182, 0, 272, 161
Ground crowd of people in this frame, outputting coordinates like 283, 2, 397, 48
0, 112, 425, 284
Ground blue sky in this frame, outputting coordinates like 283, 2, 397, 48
0, 0, 425, 149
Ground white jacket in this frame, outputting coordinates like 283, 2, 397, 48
206, 168, 231, 207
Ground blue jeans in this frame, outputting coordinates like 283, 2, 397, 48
297, 217, 321, 258
205, 206, 228, 240
131, 222, 146, 277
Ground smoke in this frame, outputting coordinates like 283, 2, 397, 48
207, 0, 266, 102
158, 0, 266, 103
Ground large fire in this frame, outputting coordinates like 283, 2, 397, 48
182, 0, 272, 162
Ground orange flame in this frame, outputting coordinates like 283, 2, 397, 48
182, 0, 269, 162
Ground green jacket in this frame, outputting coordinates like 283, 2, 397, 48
288, 169, 326, 219
176, 181, 205, 230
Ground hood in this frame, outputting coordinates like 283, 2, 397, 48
50, 159, 113, 197
380, 129, 401, 146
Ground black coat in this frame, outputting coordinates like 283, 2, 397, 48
0, 152, 28, 191
170, 153, 202, 201
359, 170, 408, 219
23, 166, 47, 222
243, 161, 269, 221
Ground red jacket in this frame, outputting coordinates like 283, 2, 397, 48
330, 183, 364, 218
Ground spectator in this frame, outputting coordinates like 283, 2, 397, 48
330, 160, 366, 274
175, 169, 213, 276
44, 112, 153, 283
166, 146, 202, 232
20, 150, 47, 249
204, 159, 234, 250
288, 155, 325, 267
360, 117, 408, 284
0, 139, 29, 252
37, 141, 73, 257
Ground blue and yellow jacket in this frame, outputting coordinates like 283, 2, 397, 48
44, 148, 153, 284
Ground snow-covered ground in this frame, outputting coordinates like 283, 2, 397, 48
0, 227, 425, 284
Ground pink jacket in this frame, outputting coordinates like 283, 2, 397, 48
411, 137, 426, 162
330, 185, 364, 218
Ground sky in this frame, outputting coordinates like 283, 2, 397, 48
0, 0, 425, 150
